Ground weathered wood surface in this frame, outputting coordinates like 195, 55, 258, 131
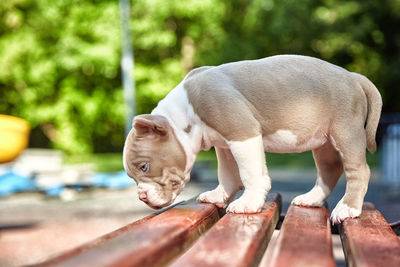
37, 202, 219, 267
264, 204, 335, 267
170, 193, 281, 267
36, 214, 155, 265
339, 202, 400, 267
34, 195, 400, 267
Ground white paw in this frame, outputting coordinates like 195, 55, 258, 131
197, 187, 228, 208
226, 195, 265, 213
291, 193, 324, 207
331, 200, 361, 224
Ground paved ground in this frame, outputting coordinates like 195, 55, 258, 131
0, 167, 399, 266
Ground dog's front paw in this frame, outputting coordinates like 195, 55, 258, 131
197, 186, 228, 208
291, 192, 324, 207
330, 200, 361, 224
226, 195, 265, 213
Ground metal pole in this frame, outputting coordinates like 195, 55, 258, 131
119, 0, 136, 137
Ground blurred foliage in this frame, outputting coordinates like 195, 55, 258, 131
0, 0, 400, 154
0, 0, 123, 153
65, 153, 123, 172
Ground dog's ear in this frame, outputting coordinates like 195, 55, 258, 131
133, 115, 169, 137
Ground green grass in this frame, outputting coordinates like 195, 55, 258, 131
197, 150, 317, 169
269, 151, 379, 168
65, 150, 380, 173
194, 149, 379, 169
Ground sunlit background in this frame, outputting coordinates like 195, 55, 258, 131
0, 0, 400, 266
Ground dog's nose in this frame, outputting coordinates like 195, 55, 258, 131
139, 192, 148, 202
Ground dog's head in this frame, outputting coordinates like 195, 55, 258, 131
123, 114, 187, 209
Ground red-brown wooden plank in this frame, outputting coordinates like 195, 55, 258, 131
36, 202, 219, 267
170, 193, 281, 267
339, 202, 400, 267
264, 204, 335, 267
36, 214, 155, 265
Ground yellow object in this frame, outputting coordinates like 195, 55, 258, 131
0, 114, 30, 163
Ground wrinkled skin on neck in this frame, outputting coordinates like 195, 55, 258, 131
123, 115, 187, 209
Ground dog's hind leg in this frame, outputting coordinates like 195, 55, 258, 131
330, 121, 370, 224
292, 141, 344, 207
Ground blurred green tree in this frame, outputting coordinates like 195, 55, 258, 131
0, 0, 399, 154
0, 0, 123, 153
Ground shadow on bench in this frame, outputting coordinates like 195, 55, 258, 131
34, 193, 400, 267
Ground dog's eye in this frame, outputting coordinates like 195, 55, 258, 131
139, 163, 149, 172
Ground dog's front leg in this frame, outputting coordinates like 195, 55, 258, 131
226, 135, 271, 213
198, 148, 242, 208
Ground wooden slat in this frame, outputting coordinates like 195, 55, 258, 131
264, 204, 335, 267
36, 202, 219, 267
339, 202, 400, 267
170, 193, 281, 267
36, 214, 155, 265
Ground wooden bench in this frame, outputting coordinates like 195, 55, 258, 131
35, 193, 400, 267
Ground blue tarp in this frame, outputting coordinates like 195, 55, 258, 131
91, 171, 135, 189
0, 172, 37, 196
0, 170, 135, 197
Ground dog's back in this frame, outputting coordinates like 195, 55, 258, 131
183, 55, 380, 149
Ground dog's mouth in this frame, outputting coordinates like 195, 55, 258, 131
145, 203, 163, 210
141, 199, 171, 210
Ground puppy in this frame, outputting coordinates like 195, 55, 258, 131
123, 55, 382, 223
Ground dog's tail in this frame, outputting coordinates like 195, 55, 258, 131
353, 73, 382, 153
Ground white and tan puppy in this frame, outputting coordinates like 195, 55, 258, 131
123, 55, 382, 224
